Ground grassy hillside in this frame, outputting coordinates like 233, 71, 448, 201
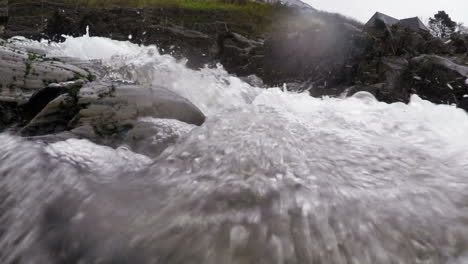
62, 0, 274, 12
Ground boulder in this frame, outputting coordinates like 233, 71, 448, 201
22, 81, 206, 149
404, 55, 468, 110
350, 55, 468, 111
75, 82, 205, 128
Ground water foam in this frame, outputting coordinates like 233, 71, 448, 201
2, 33, 468, 263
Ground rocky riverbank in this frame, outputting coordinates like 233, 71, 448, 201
1, 1, 468, 139
0, 41, 205, 153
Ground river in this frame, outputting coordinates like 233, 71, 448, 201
1, 32, 468, 263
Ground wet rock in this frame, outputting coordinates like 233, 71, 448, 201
218, 18, 368, 90
0, 45, 89, 103
0, 45, 93, 131
37, 6, 259, 68
350, 55, 468, 110
22, 81, 206, 147
20, 94, 79, 136
353, 57, 409, 103
75, 82, 205, 128
3, 0, 74, 39
218, 32, 265, 77
3, 1, 370, 88
449, 33, 468, 54
70, 125, 97, 140
0, 101, 21, 131
22, 80, 85, 119
240, 74, 265, 87
349, 22, 468, 110
262, 21, 367, 89
45, 57, 104, 81
404, 55, 468, 110
143, 25, 216, 68
0, 0, 6, 26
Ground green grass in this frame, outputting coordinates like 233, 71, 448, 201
62, 0, 274, 12
60, 0, 280, 36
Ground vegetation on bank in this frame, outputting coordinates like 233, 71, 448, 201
8, 0, 293, 38
61, 0, 274, 12
56, 0, 283, 37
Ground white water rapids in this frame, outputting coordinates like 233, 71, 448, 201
1, 33, 468, 263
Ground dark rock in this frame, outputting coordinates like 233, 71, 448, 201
353, 57, 409, 103
4, 0, 75, 39
218, 19, 368, 90
218, 32, 264, 77
143, 25, 216, 68
404, 55, 468, 110
449, 33, 468, 54
46, 9, 84, 42
20, 94, 79, 136
0, 0, 6, 20
22, 5, 266, 69
22, 81, 84, 120
2, 1, 371, 88
0, 100, 21, 131
351, 55, 468, 110
350, 22, 468, 110
2, 1, 369, 89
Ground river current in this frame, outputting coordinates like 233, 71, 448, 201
1, 33, 468, 263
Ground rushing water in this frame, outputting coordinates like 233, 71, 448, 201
1, 34, 468, 264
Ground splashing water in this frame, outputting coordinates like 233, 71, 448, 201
2, 34, 468, 264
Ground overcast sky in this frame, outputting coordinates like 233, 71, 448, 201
305, 0, 468, 25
